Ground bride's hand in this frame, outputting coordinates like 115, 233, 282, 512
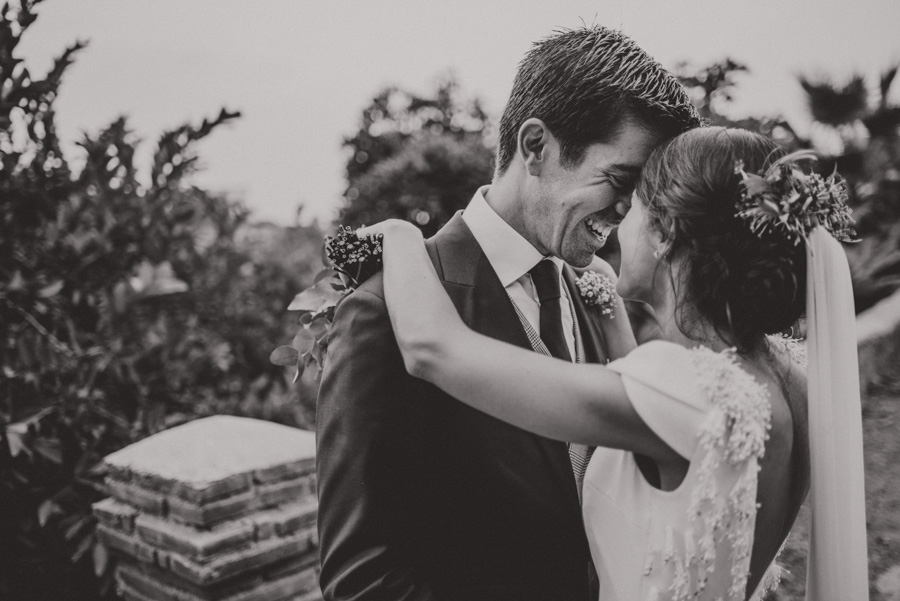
356, 219, 423, 246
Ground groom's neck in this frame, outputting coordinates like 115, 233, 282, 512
485, 174, 533, 245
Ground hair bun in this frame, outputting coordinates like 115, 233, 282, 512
637, 127, 808, 353
728, 235, 806, 338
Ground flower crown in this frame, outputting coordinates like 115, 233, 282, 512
734, 150, 858, 246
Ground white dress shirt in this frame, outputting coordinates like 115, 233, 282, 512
462, 186, 577, 360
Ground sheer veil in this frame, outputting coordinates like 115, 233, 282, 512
805, 226, 869, 600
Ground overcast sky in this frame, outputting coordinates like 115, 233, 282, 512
18, 0, 900, 226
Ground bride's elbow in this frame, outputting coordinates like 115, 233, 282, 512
397, 332, 443, 381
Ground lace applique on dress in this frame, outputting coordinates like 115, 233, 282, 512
641, 347, 775, 601
766, 334, 808, 368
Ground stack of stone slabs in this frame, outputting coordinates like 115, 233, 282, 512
92, 415, 322, 601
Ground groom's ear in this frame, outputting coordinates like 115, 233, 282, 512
518, 118, 554, 176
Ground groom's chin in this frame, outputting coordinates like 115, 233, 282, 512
565, 251, 597, 269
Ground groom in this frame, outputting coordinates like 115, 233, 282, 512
316, 27, 700, 601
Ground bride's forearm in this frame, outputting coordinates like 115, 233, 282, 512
583, 257, 637, 360
601, 291, 638, 359
368, 223, 672, 460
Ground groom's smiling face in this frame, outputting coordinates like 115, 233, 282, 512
524, 121, 660, 267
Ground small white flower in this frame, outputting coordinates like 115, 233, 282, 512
575, 271, 617, 319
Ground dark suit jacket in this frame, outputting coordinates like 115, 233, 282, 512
316, 213, 608, 601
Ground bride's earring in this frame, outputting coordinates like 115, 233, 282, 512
653, 249, 660, 259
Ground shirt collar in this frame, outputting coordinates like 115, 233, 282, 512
462, 186, 563, 287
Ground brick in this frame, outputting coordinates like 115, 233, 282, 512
167, 489, 258, 528
105, 462, 133, 483
252, 499, 317, 540
116, 560, 229, 601
252, 458, 315, 485
264, 557, 319, 583
170, 473, 253, 505
106, 479, 168, 515
117, 562, 318, 601
117, 581, 156, 601
117, 565, 192, 601
167, 527, 317, 586
227, 567, 319, 601
97, 525, 158, 565
258, 477, 308, 509
135, 512, 255, 561
93, 497, 139, 534
103, 416, 315, 502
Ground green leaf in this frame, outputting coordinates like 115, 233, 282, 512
112, 281, 130, 314
64, 515, 89, 541
93, 541, 109, 577
314, 269, 335, 285
315, 276, 345, 305
38, 280, 64, 298
6, 423, 31, 458
292, 329, 315, 353
269, 345, 299, 366
310, 339, 324, 365
33, 437, 62, 465
142, 261, 188, 297
38, 500, 60, 527
8, 270, 24, 291
308, 315, 330, 338
287, 287, 326, 312
72, 531, 93, 562
292, 359, 304, 384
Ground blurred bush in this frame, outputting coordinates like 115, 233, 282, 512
0, 2, 321, 599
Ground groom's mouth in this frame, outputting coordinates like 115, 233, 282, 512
585, 217, 614, 246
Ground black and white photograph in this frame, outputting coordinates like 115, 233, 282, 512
2, 1, 899, 600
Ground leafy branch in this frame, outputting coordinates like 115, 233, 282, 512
270, 227, 383, 380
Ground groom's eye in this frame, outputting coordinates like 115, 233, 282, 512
609, 176, 636, 192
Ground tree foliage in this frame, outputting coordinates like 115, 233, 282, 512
0, 2, 320, 599
337, 75, 495, 236
795, 65, 900, 311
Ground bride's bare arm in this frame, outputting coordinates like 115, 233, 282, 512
358, 221, 678, 464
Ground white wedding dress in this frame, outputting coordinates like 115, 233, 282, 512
582, 340, 786, 601
579, 227, 870, 601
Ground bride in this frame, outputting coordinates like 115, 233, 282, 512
356, 127, 869, 601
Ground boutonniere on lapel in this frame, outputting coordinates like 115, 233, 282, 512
270, 226, 384, 380
574, 271, 617, 319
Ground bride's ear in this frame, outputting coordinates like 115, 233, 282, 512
518, 119, 555, 176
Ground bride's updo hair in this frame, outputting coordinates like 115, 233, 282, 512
635, 127, 806, 354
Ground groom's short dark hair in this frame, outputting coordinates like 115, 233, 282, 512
496, 26, 702, 175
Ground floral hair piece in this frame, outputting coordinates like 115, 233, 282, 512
734, 150, 858, 246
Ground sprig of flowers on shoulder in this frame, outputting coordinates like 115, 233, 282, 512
270, 226, 384, 380
734, 150, 858, 246
574, 270, 617, 319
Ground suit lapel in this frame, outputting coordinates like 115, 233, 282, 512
428, 213, 537, 354
563, 265, 609, 365
428, 213, 581, 503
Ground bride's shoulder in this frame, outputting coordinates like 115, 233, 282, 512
617, 338, 688, 361
612, 342, 772, 425
611, 339, 699, 378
